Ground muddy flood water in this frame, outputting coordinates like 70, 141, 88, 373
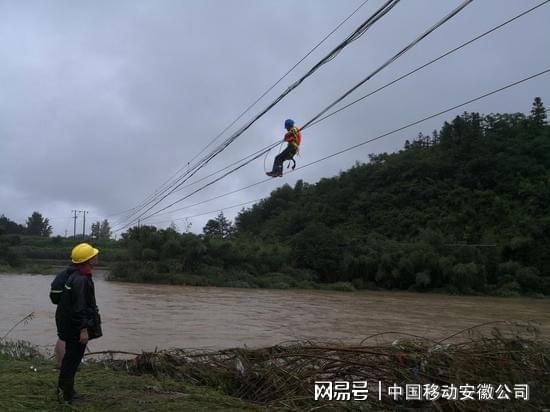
1, 272, 549, 354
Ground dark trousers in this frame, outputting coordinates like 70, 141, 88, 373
271, 146, 297, 174
58, 340, 86, 400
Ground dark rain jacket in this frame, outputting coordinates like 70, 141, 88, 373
50, 266, 79, 304
55, 268, 102, 342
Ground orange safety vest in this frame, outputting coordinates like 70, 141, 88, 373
284, 126, 302, 151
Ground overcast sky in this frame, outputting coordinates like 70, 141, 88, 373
1, 0, 549, 237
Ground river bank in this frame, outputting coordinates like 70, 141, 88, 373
0, 261, 359, 292
0, 263, 58, 276
1, 324, 549, 411
0, 342, 256, 411
106, 267, 550, 298
0, 261, 110, 276
4, 264, 547, 299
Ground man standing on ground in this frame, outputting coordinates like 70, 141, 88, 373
55, 242, 103, 403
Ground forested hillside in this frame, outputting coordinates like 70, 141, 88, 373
231, 98, 550, 295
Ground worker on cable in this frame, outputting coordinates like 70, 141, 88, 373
266, 119, 302, 177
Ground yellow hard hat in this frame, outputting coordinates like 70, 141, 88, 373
71, 243, 99, 264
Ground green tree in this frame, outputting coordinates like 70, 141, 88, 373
529, 97, 547, 127
91, 221, 101, 239
99, 219, 112, 240
25, 211, 52, 237
203, 212, 234, 238
160, 238, 182, 260
0, 215, 26, 234
183, 218, 192, 233
291, 222, 344, 282
180, 233, 207, 269
142, 248, 158, 261
0, 241, 20, 266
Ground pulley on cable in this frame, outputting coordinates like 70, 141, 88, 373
265, 119, 303, 178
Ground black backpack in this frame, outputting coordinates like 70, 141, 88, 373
49, 267, 76, 304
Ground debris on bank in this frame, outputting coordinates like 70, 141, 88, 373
98, 323, 550, 410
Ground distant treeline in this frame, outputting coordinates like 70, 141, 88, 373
0, 214, 117, 269
1, 98, 549, 296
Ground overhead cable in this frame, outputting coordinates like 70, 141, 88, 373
301, 0, 474, 130
114, 0, 470, 229
112, 0, 402, 230
134, 68, 550, 229
307, 0, 550, 128
148, 0, 548, 210
115, 0, 373, 221
185, 0, 373, 167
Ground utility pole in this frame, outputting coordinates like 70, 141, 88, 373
80, 210, 88, 238
71, 210, 78, 239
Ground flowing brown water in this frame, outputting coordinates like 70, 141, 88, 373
1, 272, 549, 354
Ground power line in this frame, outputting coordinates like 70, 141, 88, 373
113, 0, 471, 230
145, 198, 264, 227
113, 141, 281, 232
189, 0, 400, 166
301, 0, 474, 130
125, 68, 550, 230
163, 0, 469, 205
171, 142, 285, 195
112, 0, 402, 230
115, 0, 373, 221
306, 0, 550, 128
143, 183, 271, 220
103, 205, 143, 219
118, 0, 401, 227
185, 0, 373, 167
140, 0, 549, 219
294, 69, 550, 170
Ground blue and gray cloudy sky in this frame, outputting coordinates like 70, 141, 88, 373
1, 0, 549, 236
